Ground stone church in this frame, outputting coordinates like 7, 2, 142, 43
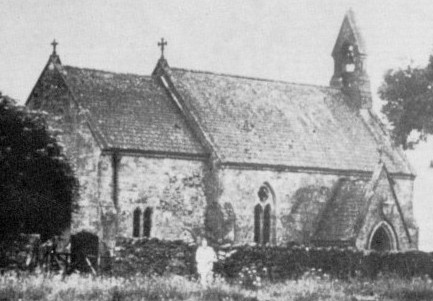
26, 10, 418, 252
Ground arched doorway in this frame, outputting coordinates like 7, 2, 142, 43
368, 222, 396, 252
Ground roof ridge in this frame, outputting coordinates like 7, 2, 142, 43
171, 67, 338, 90
63, 65, 152, 79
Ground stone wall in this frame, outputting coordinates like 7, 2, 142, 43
27, 65, 103, 238
216, 167, 341, 245
67, 123, 102, 235
110, 156, 209, 243
216, 166, 417, 250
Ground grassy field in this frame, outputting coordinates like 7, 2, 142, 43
1, 269, 433, 301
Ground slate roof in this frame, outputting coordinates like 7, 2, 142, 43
313, 178, 367, 242
168, 68, 412, 175
59, 66, 206, 156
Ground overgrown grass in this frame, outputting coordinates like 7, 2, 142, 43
1, 269, 433, 301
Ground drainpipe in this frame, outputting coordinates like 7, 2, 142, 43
112, 152, 120, 235
112, 152, 120, 208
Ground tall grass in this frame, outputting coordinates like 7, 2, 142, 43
0, 270, 255, 301
1, 269, 433, 301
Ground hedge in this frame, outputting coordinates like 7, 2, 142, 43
113, 237, 433, 281
112, 237, 196, 277
214, 245, 433, 280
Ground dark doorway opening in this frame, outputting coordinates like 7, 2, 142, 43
370, 226, 392, 252
71, 231, 99, 273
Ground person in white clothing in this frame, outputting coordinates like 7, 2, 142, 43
195, 238, 217, 286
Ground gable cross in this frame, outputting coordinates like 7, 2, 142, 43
51, 39, 58, 55
157, 38, 167, 58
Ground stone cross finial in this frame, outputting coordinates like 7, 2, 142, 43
51, 39, 58, 55
157, 38, 167, 58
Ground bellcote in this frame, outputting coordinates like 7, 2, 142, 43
330, 10, 372, 109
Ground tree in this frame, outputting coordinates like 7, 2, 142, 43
379, 56, 433, 149
0, 94, 78, 241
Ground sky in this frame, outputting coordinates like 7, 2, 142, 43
2, 0, 433, 104
1, 0, 433, 249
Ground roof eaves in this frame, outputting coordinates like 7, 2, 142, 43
220, 161, 413, 179
101, 147, 209, 161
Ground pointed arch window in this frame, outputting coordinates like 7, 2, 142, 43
143, 207, 153, 238
263, 204, 271, 245
133, 207, 142, 237
254, 204, 262, 243
254, 184, 275, 245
